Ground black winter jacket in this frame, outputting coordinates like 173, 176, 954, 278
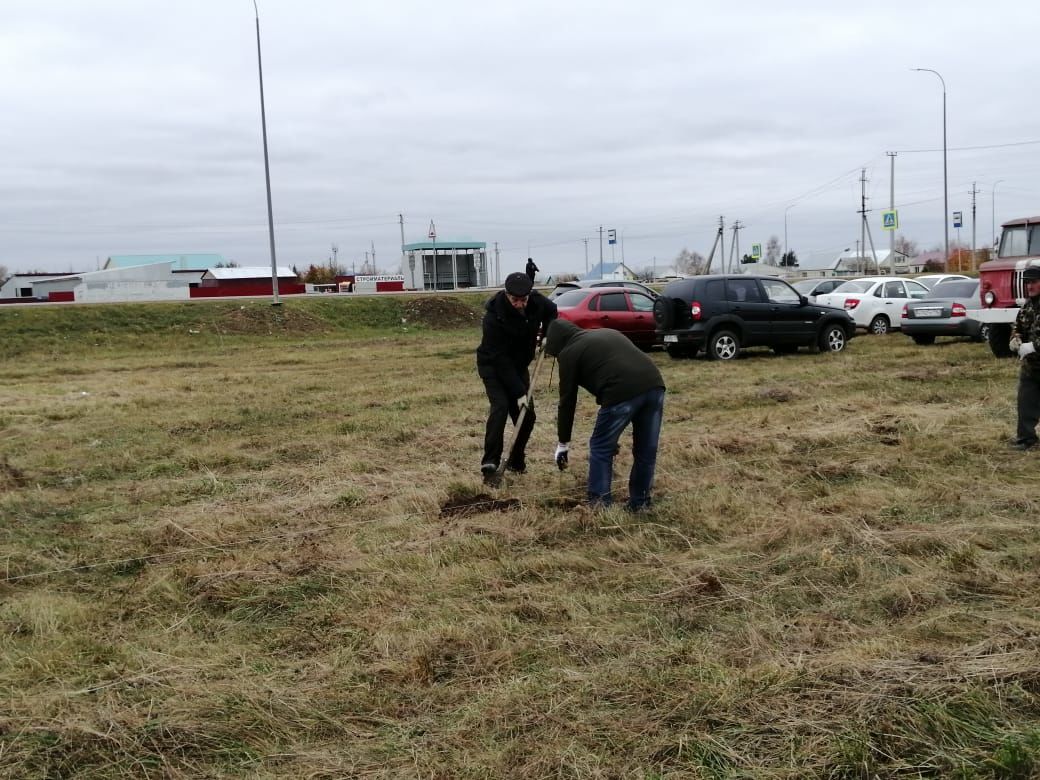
476, 291, 557, 398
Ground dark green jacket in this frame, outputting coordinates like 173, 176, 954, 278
544, 319, 665, 444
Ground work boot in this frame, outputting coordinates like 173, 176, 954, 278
505, 456, 526, 474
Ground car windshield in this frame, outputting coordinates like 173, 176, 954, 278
833, 280, 872, 293
792, 280, 821, 293
553, 289, 593, 307
929, 280, 978, 298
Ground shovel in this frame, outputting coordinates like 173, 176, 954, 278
497, 344, 549, 476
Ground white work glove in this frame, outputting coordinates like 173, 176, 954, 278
1010, 335, 1022, 352
517, 394, 529, 410
1019, 342, 1036, 359
554, 442, 570, 470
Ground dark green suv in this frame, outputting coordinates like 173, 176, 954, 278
653, 274, 856, 360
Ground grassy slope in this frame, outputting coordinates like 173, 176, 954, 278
1, 298, 1039, 778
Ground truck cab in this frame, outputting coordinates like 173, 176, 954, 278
977, 216, 1040, 356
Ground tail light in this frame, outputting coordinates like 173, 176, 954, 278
901, 304, 908, 318
951, 302, 966, 317
844, 298, 860, 310
690, 301, 702, 321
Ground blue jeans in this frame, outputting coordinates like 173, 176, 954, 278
587, 387, 665, 510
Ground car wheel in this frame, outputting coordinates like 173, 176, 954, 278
665, 344, 696, 359
912, 334, 936, 345
976, 324, 991, 344
819, 324, 847, 353
708, 329, 740, 360
868, 315, 890, 335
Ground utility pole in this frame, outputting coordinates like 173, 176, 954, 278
704, 217, 725, 274
371, 240, 376, 273
583, 237, 589, 276
598, 225, 604, 268
494, 242, 500, 287
331, 243, 339, 271
887, 152, 897, 269
860, 168, 868, 274
970, 181, 979, 270
399, 213, 411, 287
728, 221, 743, 271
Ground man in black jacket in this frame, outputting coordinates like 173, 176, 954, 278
525, 257, 539, 283
543, 319, 665, 511
476, 272, 558, 479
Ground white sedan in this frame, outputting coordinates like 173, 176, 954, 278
815, 276, 931, 335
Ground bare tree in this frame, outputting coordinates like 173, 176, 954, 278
674, 248, 707, 275
894, 235, 918, 258
765, 235, 781, 265
0, 265, 8, 286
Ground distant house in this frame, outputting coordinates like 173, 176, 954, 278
0, 272, 87, 301
582, 262, 638, 281
31, 262, 195, 303
193, 267, 303, 298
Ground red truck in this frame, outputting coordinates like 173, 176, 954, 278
976, 216, 1040, 357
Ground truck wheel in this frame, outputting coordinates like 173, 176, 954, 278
868, 315, 890, 335
818, 324, 847, 353
708, 329, 740, 360
975, 324, 991, 344
989, 324, 1014, 358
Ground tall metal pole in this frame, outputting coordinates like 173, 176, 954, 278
598, 225, 603, 268
970, 181, 978, 268
913, 68, 949, 272
887, 152, 896, 268
991, 180, 1004, 252
253, 1, 280, 305
784, 204, 795, 264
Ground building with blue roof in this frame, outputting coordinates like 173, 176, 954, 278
104, 254, 225, 272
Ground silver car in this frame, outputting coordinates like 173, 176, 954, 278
900, 279, 987, 345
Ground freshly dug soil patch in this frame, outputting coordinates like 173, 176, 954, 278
403, 297, 482, 329
440, 493, 520, 518
217, 304, 329, 335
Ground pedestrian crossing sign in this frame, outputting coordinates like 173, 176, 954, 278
882, 210, 898, 231
751, 243, 762, 259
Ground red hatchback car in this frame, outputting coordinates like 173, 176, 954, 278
553, 286, 659, 350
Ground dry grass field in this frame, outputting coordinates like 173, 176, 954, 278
1, 295, 1039, 778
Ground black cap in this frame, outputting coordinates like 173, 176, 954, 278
1024, 266, 1040, 282
504, 272, 533, 297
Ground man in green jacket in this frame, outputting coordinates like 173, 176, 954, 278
543, 319, 666, 510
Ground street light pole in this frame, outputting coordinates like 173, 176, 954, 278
253, 1, 280, 305
784, 204, 795, 264
913, 68, 949, 273
992, 179, 1005, 252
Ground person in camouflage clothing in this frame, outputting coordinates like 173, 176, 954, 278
1010, 265, 1040, 450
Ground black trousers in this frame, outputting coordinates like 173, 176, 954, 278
1017, 365, 1040, 446
481, 368, 534, 467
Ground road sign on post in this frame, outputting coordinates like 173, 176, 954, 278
607, 229, 617, 245
952, 211, 963, 228
882, 210, 899, 231
751, 243, 762, 260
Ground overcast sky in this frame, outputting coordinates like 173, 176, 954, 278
2, 0, 1038, 278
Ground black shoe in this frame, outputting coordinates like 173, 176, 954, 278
505, 457, 526, 474
481, 462, 498, 476
1011, 441, 1038, 451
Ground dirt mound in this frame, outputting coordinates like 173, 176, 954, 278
216, 304, 329, 335
403, 297, 482, 329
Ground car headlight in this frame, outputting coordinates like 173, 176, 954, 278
984, 290, 996, 306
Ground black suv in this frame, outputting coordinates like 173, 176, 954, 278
653, 274, 855, 360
